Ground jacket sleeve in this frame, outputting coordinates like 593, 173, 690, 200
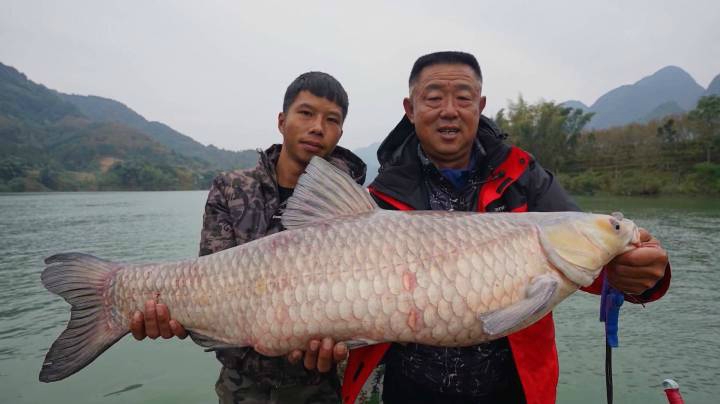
581, 266, 671, 303
199, 175, 238, 257
526, 160, 581, 213
526, 159, 671, 303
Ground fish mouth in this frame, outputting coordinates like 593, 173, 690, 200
629, 223, 641, 248
617, 221, 641, 254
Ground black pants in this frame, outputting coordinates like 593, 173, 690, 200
381, 364, 526, 404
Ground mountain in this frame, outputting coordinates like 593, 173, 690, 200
560, 100, 589, 112
0, 62, 250, 191
59, 94, 256, 170
641, 101, 686, 123
352, 141, 380, 185
0, 63, 83, 123
585, 66, 704, 129
706, 74, 720, 96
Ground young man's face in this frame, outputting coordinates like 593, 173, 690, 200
403, 63, 486, 169
278, 90, 344, 165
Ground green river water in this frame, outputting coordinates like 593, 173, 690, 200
0, 192, 717, 403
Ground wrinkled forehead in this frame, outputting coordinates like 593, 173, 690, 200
410, 64, 482, 95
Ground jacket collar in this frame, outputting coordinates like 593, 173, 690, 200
257, 143, 367, 187
371, 115, 509, 209
377, 114, 506, 167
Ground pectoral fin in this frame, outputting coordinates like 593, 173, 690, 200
479, 274, 558, 337
344, 339, 381, 350
188, 331, 239, 351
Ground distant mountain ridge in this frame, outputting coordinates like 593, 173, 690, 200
0, 63, 83, 123
59, 93, 256, 170
562, 65, 716, 129
0, 61, 257, 191
352, 141, 380, 185
641, 101, 685, 124
706, 74, 720, 96
560, 100, 589, 112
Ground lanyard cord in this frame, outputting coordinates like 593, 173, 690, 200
606, 338, 613, 404
600, 273, 624, 404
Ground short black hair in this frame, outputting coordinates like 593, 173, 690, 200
283, 71, 349, 120
409, 51, 483, 87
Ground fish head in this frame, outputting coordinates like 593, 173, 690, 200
541, 212, 640, 285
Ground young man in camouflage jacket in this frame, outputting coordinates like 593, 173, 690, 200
129, 71, 366, 403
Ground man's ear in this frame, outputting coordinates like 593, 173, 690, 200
277, 112, 286, 136
403, 97, 415, 124
479, 96, 487, 114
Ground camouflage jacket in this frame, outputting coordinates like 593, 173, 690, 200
199, 143, 366, 388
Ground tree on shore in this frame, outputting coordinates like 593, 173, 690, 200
688, 95, 720, 163
495, 96, 594, 173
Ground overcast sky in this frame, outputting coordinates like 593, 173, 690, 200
1, 0, 719, 151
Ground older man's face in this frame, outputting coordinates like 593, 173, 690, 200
403, 64, 485, 169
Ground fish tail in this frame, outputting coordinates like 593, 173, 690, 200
39, 252, 127, 382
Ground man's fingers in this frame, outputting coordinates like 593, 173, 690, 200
333, 342, 348, 363
169, 320, 188, 339
144, 300, 160, 339
609, 263, 663, 291
638, 228, 651, 243
609, 280, 648, 295
156, 304, 174, 339
608, 237, 668, 294
132, 301, 186, 341
303, 339, 320, 371
287, 350, 302, 364
316, 338, 333, 373
130, 311, 146, 340
613, 246, 667, 267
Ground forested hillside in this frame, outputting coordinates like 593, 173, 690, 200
0, 62, 256, 191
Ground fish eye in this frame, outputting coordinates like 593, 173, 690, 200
609, 218, 621, 231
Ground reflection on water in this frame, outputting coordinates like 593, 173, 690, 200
0, 192, 717, 403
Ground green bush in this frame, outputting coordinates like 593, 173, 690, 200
609, 172, 663, 196
0, 177, 26, 192
687, 162, 720, 194
0, 157, 27, 180
558, 171, 607, 195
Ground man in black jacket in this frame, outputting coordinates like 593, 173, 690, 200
364, 51, 670, 404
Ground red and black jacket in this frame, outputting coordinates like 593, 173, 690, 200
341, 115, 671, 404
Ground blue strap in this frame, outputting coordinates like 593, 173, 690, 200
599, 273, 624, 347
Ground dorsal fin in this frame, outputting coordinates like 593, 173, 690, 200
282, 156, 378, 230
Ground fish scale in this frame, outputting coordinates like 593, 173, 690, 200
39, 156, 638, 386
119, 213, 541, 352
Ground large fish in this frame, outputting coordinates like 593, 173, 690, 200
39, 156, 640, 387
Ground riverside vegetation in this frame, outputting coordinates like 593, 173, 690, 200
495, 95, 720, 196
